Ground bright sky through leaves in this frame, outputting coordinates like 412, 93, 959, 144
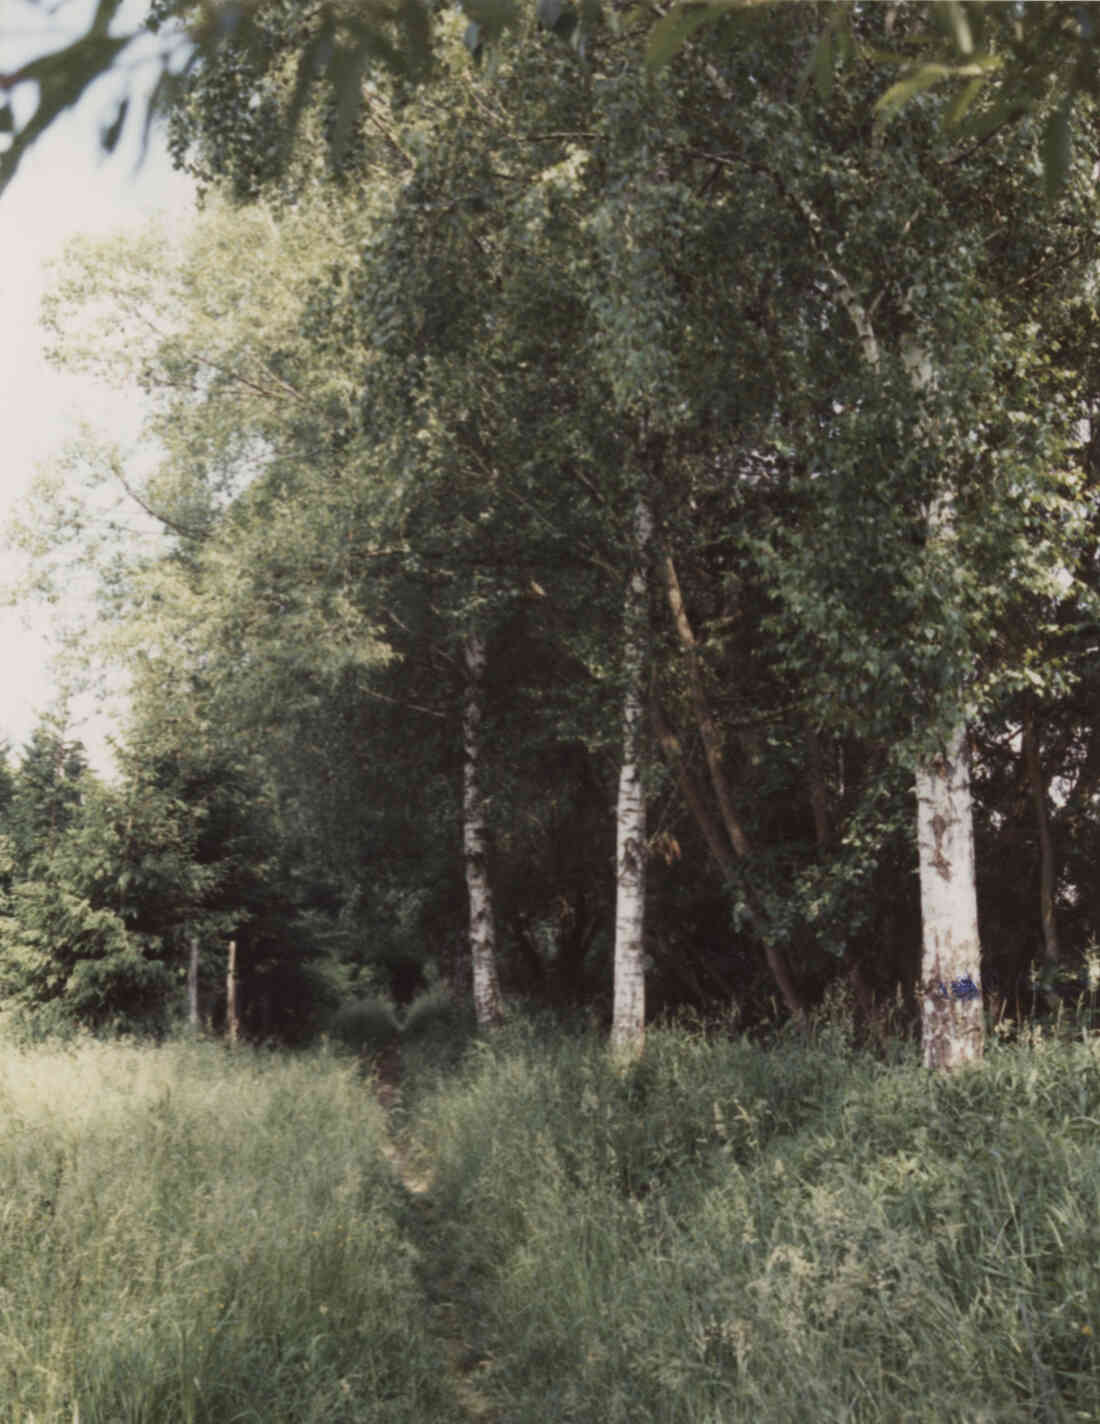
0, 0, 193, 770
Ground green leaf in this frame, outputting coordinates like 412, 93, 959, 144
0, 104, 13, 136
833, 20, 852, 68
951, 87, 1023, 143
1042, 99, 1072, 204
874, 64, 952, 123
646, 4, 717, 70
937, 0, 974, 56
943, 73, 987, 128
874, 51, 1001, 127
137, 69, 180, 169
813, 25, 833, 101
463, 0, 519, 43
326, 38, 372, 169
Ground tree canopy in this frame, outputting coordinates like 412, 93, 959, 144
4, 0, 1100, 1060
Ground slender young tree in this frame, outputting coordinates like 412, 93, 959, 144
611, 483, 654, 1058
462, 629, 505, 1029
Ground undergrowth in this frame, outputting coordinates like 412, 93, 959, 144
0, 1035, 453, 1423
403, 1013, 1100, 1423
5, 1007, 1100, 1422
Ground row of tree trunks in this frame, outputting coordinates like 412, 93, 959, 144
457, 418, 1071, 1072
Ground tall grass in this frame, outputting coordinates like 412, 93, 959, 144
6, 1008, 1100, 1423
403, 1015, 1100, 1423
0, 1035, 453, 1423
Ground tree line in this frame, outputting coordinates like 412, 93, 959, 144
4, 2, 1100, 1067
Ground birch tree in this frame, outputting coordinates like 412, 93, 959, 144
610, 485, 653, 1057
712, 4, 1096, 1059
462, 629, 505, 1028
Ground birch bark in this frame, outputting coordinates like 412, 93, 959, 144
462, 629, 504, 1029
187, 932, 200, 1030
226, 937, 240, 1046
907, 380, 984, 1068
916, 721, 984, 1068
611, 488, 653, 1060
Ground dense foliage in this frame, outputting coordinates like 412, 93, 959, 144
5, 2, 1100, 1043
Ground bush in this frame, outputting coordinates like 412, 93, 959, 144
328, 994, 399, 1057
400, 984, 477, 1077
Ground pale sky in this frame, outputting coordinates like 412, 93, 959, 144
0, 0, 195, 772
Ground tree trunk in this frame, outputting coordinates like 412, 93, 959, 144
917, 723, 983, 1069
908, 405, 983, 1065
226, 938, 240, 1047
187, 932, 200, 1031
611, 488, 653, 1061
462, 629, 504, 1029
658, 552, 805, 1021
718, 152, 984, 1064
1023, 703, 1060, 978
806, 724, 829, 851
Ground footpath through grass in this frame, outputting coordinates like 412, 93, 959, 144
3, 1003, 1100, 1421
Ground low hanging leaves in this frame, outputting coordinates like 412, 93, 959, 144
646, 4, 718, 71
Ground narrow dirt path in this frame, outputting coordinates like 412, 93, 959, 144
371, 1045, 497, 1422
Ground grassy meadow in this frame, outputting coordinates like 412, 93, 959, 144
3, 1002, 1100, 1421
0, 1032, 451, 1423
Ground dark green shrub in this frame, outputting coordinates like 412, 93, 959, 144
328, 995, 399, 1057
401, 986, 476, 1057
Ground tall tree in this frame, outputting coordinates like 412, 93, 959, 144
610, 478, 653, 1057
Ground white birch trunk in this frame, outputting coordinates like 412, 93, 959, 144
917, 720, 983, 1069
611, 488, 653, 1061
187, 932, 200, 1031
909, 389, 984, 1068
462, 629, 504, 1029
226, 937, 240, 1047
